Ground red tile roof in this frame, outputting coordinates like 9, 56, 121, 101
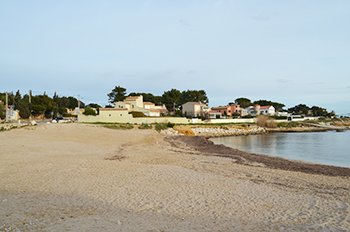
259, 106, 273, 109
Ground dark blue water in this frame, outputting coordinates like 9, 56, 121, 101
211, 131, 350, 168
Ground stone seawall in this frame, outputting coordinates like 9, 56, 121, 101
191, 127, 266, 137
161, 126, 267, 137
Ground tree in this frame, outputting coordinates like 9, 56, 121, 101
16, 95, 30, 119
128, 92, 162, 105
161, 89, 182, 112
234, 97, 252, 108
253, 100, 285, 112
180, 90, 208, 105
0, 103, 5, 119
108, 86, 127, 103
310, 106, 328, 117
288, 104, 310, 116
83, 107, 97, 116
86, 103, 101, 108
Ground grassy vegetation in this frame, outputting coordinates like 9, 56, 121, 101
138, 123, 153, 129
154, 122, 174, 132
277, 121, 305, 128
102, 123, 134, 130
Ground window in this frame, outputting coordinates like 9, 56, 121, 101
109, 114, 111, 117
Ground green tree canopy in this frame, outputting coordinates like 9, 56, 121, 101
108, 86, 127, 103
86, 103, 101, 108
180, 90, 208, 105
288, 104, 310, 116
83, 107, 97, 116
161, 89, 182, 111
0, 103, 5, 119
128, 92, 162, 105
234, 97, 252, 108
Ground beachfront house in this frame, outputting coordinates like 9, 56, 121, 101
244, 105, 276, 116
211, 104, 241, 118
182, 102, 209, 118
208, 110, 223, 119
258, 105, 276, 116
114, 95, 167, 117
143, 102, 168, 117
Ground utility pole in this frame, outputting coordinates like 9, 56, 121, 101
29, 90, 32, 122
5, 92, 8, 123
77, 95, 81, 115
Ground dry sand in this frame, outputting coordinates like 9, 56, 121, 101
0, 124, 349, 231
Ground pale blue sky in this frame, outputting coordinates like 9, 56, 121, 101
0, 1, 349, 114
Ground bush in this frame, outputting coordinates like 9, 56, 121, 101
139, 123, 153, 129
277, 121, 303, 128
167, 122, 175, 128
272, 115, 288, 120
83, 107, 97, 116
103, 123, 134, 130
154, 123, 169, 132
256, 115, 277, 128
241, 115, 254, 118
62, 113, 78, 118
130, 111, 146, 117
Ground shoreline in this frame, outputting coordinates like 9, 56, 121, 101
1, 123, 350, 231
166, 135, 350, 177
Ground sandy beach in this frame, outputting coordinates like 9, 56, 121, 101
0, 124, 349, 231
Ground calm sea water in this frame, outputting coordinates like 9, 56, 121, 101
211, 131, 350, 168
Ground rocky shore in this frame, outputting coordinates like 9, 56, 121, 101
191, 126, 266, 137
161, 126, 267, 137
0, 123, 27, 132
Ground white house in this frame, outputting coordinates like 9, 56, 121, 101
182, 102, 209, 118
123, 95, 144, 109
244, 105, 276, 116
114, 96, 167, 117
258, 106, 276, 116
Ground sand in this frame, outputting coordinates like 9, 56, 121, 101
0, 124, 349, 231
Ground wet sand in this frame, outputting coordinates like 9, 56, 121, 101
0, 124, 349, 231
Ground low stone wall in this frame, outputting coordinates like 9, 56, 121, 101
207, 118, 256, 124
191, 127, 266, 137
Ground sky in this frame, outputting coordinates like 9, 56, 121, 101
0, 0, 349, 115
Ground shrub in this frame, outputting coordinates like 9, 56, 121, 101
277, 121, 303, 128
154, 123, 168, 132
139, 123, 153, 129
272, 115, 288, 120
130, 111, 146, 117
241, 115, 254, 118
103, 123, 134, 130
256, 115, 277, 128
83, 107, 97, 116
167, 122, 175, 128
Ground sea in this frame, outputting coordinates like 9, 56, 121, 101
211, 130, 350, 168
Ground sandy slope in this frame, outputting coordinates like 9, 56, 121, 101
0, 124, 349, 231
